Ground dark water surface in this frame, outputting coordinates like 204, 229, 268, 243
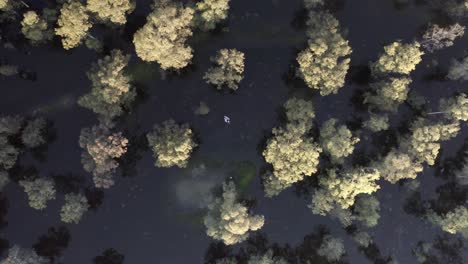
0, 0, 467, 263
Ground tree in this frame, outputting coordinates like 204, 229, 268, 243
194, 0, 230, 31
296, 11, 352, 95
204, 181, 264, 245
375, 150, 423, 183
353, 194, 380, 227
317, 235, 345, 262
79, 125, 128, 188
363, 114, 389, 132
133, 0, 194, 70
262, 124, 321, 197
247, 250, 287, 264
310, 168, 381, 214
146, 119, 197, 168
204, 49, 245, 90
78, 50, 136, 123
427, 206, 468, 238
421, 23, 465, 53
60, 193, 89, 224
404, 120, 460, 165
55, 0, 92, 50
439, 93, 468, 122
371, 41, 423, 76
447, 56, 468, 81
319, 118, 359, 162
0, 245, 48, 264
86, 0, 135, 25
21, 117, 47, 148
353, 231, 372, 247
283, 97, 315, 128
19, 178, 56, 210
21, 11, 53, 45
0, 135, 19, 171
365, 77, 412, 112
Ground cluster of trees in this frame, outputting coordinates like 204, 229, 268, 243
296, 4, 352, 95
0, 245, 49, 264
133, 0, 231, 70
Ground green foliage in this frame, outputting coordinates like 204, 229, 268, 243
1, 245, 49, 264
310, 168, 380, 214
296, 11, 352, 95
79, 125, 128, 188
375, 150, 423, 183
19, 178, 56, 210
21, 11, 53, 45
363, 114, 389, 132
371, 41, 423, 75
86, 0, 135, 25
204, 181, 264, 245
440, 93, 468, 121
147, 119, 197, 168
317, 235, 345, 262
204, 49, 245, 90
365, 77, 412, 112
428, 206, 468, 238
319, 118, 360, 163
247, 250, 287, 264
263, 123, 321, 197
60, 193, 89, 224
353, 194, 380, 227
353, 231, 372, 247
283, 97, 315, 129
55, 0, 92, 49
133, 0, 194, 69
447, 56, 468, 81
78, 50, 135, 123
21, 117, 47, 148
404, 119, 460, 165
195, 0, 230, 31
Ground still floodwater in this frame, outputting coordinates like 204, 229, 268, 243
0, 0, 467, 263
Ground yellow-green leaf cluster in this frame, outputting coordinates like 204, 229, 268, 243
21, 11, 53, 45
296, 11, 352, 95
204, 49, 245, 90
19, 178, 56, 210
406, 120, 460, 165
86, 0, 135, 25
319, 118, 360, 162
440, 93, 468, 121
376, 150, 423, 183
363, 114, 389, 132
428, 206, 468, 238
195, 0, 230, 31
365, 77, 412, 112
133, 0, 194, 69
55, 0, 92, 49
371, 41, 423, 75
147, 119, 197, 168
310, 168, 380, 214
204, 181, 264, 245
263, 123, 322, 197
